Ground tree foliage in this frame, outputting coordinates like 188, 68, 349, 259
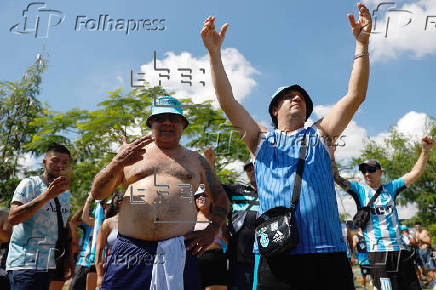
22, 87, 249, 213
0, 56, 48, 204
353, 121, 436, 225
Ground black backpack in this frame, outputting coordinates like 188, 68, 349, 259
356, 234, 367, 253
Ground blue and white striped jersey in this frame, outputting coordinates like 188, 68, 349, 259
76, 203, 104, 267
76, 222, 93, 267
349, 179, 407, 252
254, 126, 346, 255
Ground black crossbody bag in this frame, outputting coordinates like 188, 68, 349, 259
352, 186, 382, 229
254, 133, 307, 258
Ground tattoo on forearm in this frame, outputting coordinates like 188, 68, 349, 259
331, 159, 350, 191
198, 155, 223, 199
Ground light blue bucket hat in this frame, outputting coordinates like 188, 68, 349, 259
146, 96, 189, 128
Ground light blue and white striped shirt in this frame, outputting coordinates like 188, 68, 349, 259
349, 179, 407, 252
254, 126, 346, 254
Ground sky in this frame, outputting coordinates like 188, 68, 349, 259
2, 0, 435, 218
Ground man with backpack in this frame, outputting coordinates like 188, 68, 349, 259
331, 136, 434, 290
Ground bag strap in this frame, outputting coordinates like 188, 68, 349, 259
366, 186, 383, 208
245, 189, 259, 211
39, 176, 66, 251
290, 133, 307, 213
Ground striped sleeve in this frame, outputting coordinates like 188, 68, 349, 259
389, 178, 406, 199
349, 182, 365, 208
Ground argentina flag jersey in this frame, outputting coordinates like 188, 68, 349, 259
76, 222, 93, 267
254, 126, 346, 255
6, 176, 70, 271
349, 179, 407, 252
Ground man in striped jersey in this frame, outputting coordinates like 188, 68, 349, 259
202, 3, 372, 289
332, 136, 434, 290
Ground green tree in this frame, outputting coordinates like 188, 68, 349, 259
0, 56, 48, 205
27, 87, 250, 213
353, 120, 436, 226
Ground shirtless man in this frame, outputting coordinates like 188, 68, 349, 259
90, 96, 230, 290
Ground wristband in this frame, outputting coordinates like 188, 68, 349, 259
354, 52, 369, 60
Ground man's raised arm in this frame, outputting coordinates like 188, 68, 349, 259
328, 144, 351, 191
201, 17, 263, 154
317, 3, 372, 138
90, 135, 153, 200
402, 136, 434, 188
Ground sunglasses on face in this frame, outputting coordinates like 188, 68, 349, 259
195, 195, 206, 202
361, 166, 377, 174
151, 114, 182, 123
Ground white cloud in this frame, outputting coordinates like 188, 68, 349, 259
223, 159, 248, 184
18, 153, 38, 170
361, 0, 388, 6
395, 111, 432, 139
139, 49, 259, 107
397, 202, 419, 219
313, 105, 433, 162
17, 153, 40, 178
312, 105, 369, 162
364, 0, 436, 62
371, 111, 433, 149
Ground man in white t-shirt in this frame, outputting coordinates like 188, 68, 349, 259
7, 143, 73, 290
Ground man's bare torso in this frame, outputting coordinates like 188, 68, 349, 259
416, 230, 431, 249
118, 143, 203, 241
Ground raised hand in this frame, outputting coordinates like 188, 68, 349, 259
203, 146, 216, 166
112, 135, 154, 167
347, 3, 372, 44
422, 136, 434, 151
201, 16, 229, 54
46, 176, 70, 199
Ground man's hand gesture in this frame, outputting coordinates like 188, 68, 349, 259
347, 3, 372, 44
45, 176, 70, 200
422, 136, 434, 152
201, 16, 229, 54
112, 135, 154, 167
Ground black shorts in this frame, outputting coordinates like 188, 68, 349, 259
197, 249, 229, 288
70, 265, 91, 290
254, 252, 354, 290
368, 250, 421, 290
359, 264, 370, 276
52, 265, 66, 282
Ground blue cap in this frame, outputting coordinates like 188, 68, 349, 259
268, 84, 313, 124
400, 225, 408, 231
146, 96, 189, 128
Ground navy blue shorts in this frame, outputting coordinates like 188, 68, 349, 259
8, 269, 55, 290
101, 234, 201, 290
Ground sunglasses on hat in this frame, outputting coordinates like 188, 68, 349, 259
361, 166, 377, 174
